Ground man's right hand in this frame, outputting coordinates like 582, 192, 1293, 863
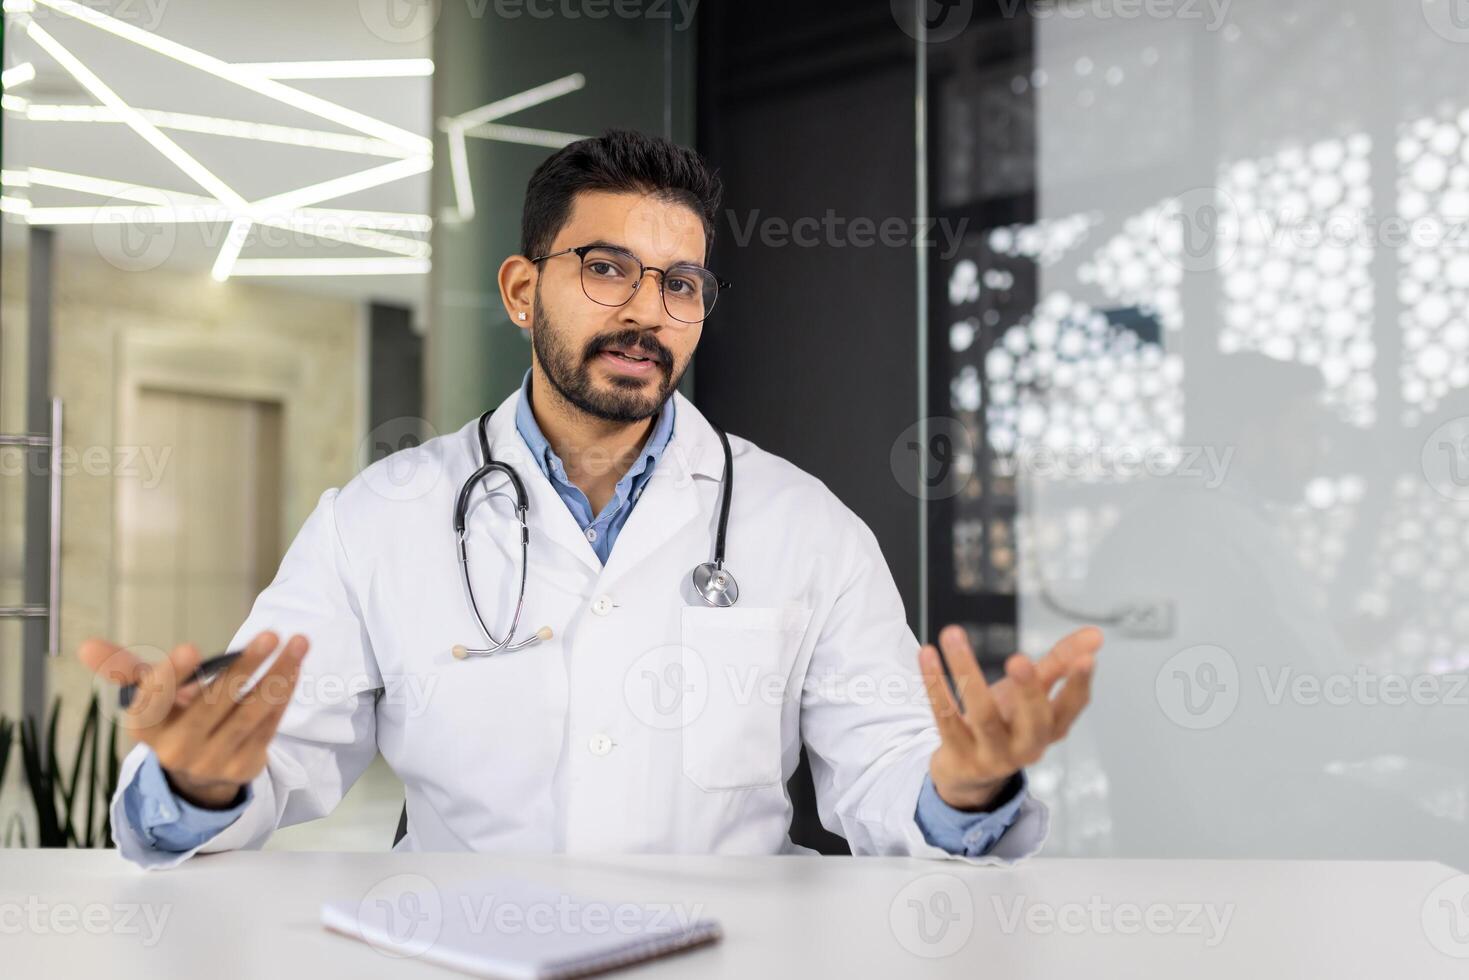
78, 631, 309, 809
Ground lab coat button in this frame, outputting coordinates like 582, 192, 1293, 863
591, 595, 614, 616
588, 734, 614, 756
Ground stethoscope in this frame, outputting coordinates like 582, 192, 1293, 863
451, 410, 738, 659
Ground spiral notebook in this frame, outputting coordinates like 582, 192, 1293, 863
320, 876, 722, 980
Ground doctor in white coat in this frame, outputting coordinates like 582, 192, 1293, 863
82, 129, 1101, 871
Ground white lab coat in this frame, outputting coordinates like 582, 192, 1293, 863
111, 390, 1048, 869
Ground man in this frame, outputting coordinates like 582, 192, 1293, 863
81, 129, 1100, 870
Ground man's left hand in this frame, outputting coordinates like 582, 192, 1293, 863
919, 624, 1102, 810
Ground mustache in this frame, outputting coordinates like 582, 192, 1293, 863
583, 330, 674, 368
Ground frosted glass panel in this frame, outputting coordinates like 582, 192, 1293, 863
1014, 0, 1469, 865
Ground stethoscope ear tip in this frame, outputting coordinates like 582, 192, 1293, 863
451, 644, 470, 660
535, 626, 554, 641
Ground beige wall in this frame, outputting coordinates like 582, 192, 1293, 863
0, 238, 365, 843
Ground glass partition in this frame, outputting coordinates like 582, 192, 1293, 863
929, 0, 1469, 865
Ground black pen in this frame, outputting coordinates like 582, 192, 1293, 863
118, 651, 243, 710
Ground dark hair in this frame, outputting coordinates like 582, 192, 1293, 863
519, 128, 723, 262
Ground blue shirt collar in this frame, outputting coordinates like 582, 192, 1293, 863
513, 369, 675, 501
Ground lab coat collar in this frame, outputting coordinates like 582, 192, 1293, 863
596, 390, 729, 587
661, 389, 728, 482
474, 390, 602, 576
469, 387, 729, 581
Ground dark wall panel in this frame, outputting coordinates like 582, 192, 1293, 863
697, 0, 922, 855
696, 0, 921, 623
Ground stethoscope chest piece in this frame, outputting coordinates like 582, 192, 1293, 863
692, 561, 739, 607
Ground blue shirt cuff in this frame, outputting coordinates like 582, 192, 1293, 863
915, 771, 1028, 856
122, 748, 252, 852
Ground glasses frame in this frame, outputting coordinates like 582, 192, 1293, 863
529, 243, 731, 324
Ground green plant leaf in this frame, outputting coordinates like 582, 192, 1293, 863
20, 714, 63, 848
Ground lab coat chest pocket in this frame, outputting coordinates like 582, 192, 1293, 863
679, 605, 811, 791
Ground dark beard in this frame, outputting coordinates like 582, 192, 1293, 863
530, 297, 682, 423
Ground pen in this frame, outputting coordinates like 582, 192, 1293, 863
118, 651, 243, 710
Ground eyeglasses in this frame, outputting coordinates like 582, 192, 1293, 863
529, 244, 730, 324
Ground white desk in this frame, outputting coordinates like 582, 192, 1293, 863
2, 850, 1465, 978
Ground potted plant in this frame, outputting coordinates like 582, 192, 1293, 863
5, 693, 120, 848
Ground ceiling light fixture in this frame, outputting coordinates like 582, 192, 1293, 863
30, 0, 431, 155
230, 257, 431, 276
26, 21, 248, 209
210, 216, 253, 281
232, 59, 434, 79
439, 73, 587, 222
1, 61, 35, 88
18, 103, 410, 157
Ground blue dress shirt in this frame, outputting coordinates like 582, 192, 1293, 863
514, 371, 674, 565
124, 748, 249, 849
122, 373, 1026, 855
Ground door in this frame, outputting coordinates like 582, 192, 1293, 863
115, 388, 283, 656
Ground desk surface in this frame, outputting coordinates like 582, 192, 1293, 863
1, 850, 1465, 979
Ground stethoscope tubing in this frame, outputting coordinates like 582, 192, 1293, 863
456, 408, 736, 657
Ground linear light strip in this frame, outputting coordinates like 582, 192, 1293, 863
21, 103, 409, 157
326, 226, 428, 258
16, 201, 429, 261
23, 204, 230, 224
210, 216, 252, 281
248, 213, 428, 258
37, 157, 431, 271
17, 204, 433, 253
439, 74, 586, 222
232, 59, 434, 79
21, 170, 432, 233
251, 155, 431, 213
445, 126, 475, 222
444, 73, 585, 129
33, 0, 431, 154
296, 207, 431, 233
18, 2, 436, 277
10, 197, 430, 272
464, 122, 585, 149
26, 22, 248, 209
211, 215, 431, 273
230, 257, 430, 276
1, 62, 35, 89
26, 167, 219, 205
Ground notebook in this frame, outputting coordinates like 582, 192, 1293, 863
320, 875, 722, 980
